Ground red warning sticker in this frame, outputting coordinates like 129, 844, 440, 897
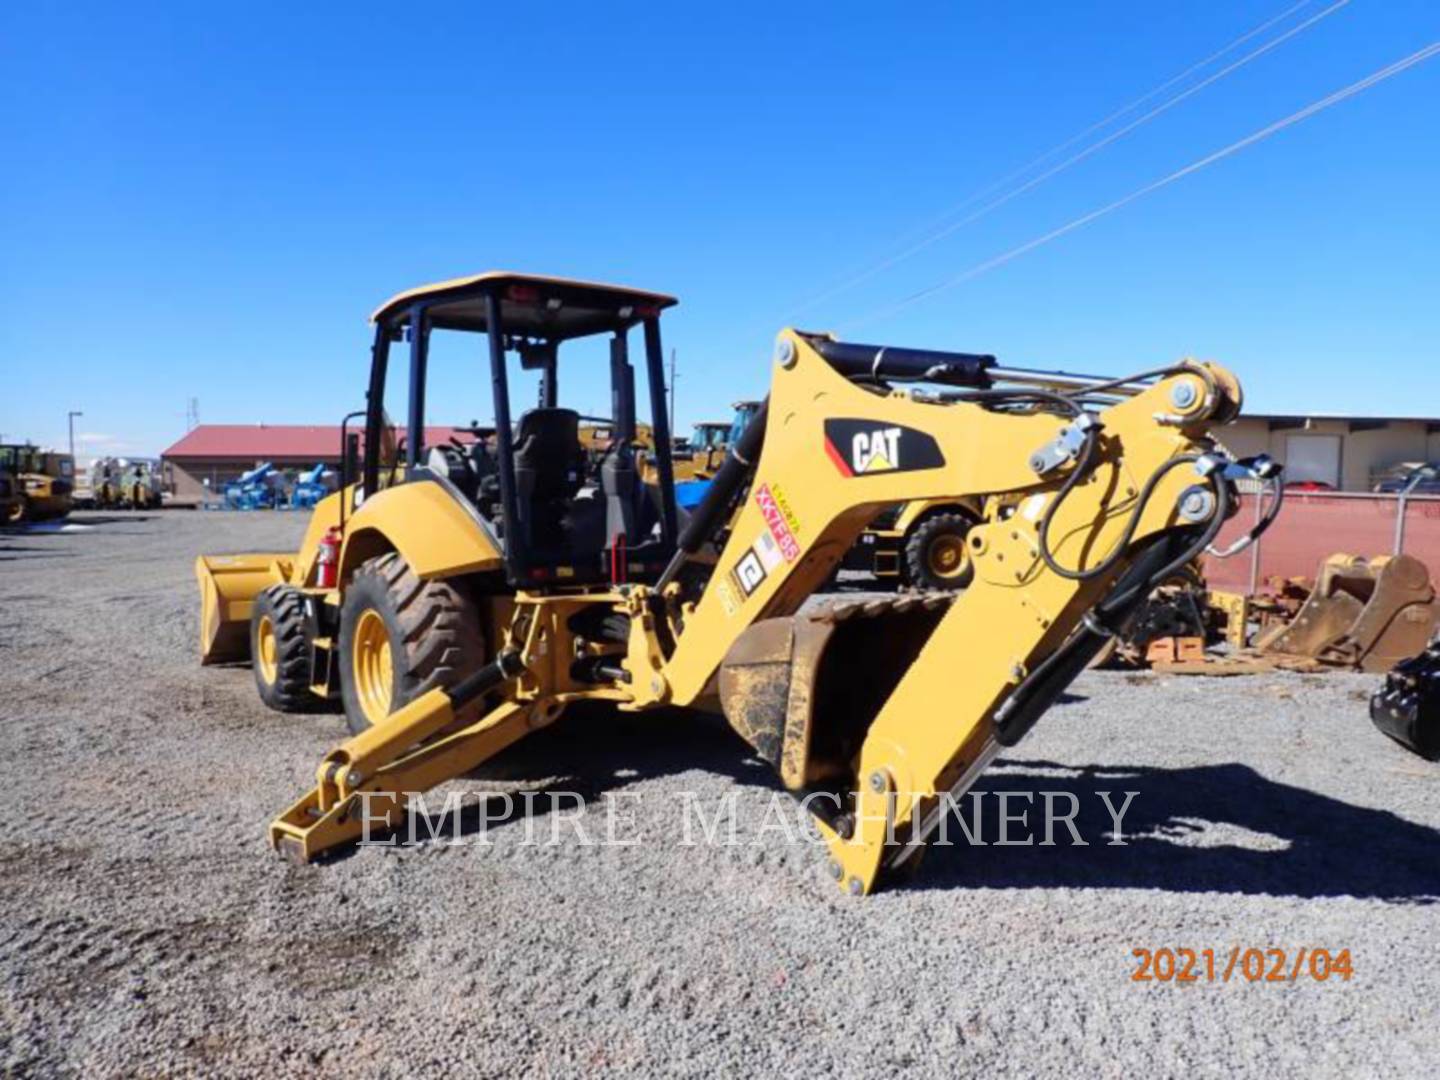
755, 483, 801, 562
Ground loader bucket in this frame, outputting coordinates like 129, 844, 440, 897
1254, 553, 1437, 673
718, 595, 951, 792
195, 553, 294, 664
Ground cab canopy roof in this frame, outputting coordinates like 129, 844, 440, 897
371, 271, 677, 341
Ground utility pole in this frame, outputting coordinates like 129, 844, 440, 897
186, 397, 200, 431
668, 348, 678, 432
67, 410, 84, 460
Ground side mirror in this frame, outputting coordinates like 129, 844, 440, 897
343, 433, 360, 487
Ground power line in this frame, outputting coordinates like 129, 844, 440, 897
784, 0, 1348, 319
843, 39, 1440, 331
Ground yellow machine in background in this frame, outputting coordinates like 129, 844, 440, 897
0, 444, 74, 523
0, 458, 19, 524
580, 421, 653, 457
664, 402, 762, 482
673, 417, 730, 481
90, 458, 122, 508
196, 271, 1280, 895
847, 496, 987, 590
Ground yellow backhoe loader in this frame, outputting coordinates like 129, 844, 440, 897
196, 271, 1280, 894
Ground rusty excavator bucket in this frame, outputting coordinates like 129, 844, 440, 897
195, 553, 294, 664
718, 594, 953, 792
1253, 553, 1438, 673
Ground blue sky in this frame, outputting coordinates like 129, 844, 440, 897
2, 1, 1437, 458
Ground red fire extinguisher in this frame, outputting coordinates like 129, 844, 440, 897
315, 526, 342, 588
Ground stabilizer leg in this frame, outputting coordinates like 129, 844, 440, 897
270, 649, 532, 862
269, 697, 540, 862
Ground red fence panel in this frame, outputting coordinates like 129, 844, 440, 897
1204, 492, 1440, 593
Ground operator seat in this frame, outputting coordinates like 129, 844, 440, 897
512, 408, 587, 554
425, 444, 478, 502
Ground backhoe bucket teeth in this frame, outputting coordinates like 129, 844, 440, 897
195, 553, 293, 664
718, 595, 951, 791
1255, 553, 1437, 672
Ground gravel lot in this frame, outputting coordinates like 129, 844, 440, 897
2, 510, 1437, 1077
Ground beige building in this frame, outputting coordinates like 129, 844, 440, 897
1220, 413, 1440, 491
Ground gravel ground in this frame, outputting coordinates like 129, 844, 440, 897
2, 510, 1437, 1077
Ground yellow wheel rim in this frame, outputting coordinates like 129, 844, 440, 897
352, 608, 394, 726
927, 533, 970, 580
256, 615, 278, 685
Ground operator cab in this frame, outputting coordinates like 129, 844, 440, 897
688, 422, 730, 453
360, 272, 680, 588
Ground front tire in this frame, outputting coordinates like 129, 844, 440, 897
903, 511, 977, 591
251, 585, 314, 712
338, 553, 486, 736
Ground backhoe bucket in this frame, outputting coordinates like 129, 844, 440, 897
718, 595, 951, 792
195, 553, 294, 664
1254, 553, 1437, 673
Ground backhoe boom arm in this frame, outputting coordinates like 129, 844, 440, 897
632, 330, 1255, 893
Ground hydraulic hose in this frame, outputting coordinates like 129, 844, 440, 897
1103, 473, 1230, 614
1207, 470, 1284, 559
942, 387, 1082, 418
1038, 448, 1210, 583
993, 466, 1232, 746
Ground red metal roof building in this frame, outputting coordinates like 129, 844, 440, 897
161, 424, 467, 499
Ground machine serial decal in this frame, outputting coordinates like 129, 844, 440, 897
728, 530, 785, 600
755, 483, 801, 561
731, 545, 768, 597
823, 419, 945, 477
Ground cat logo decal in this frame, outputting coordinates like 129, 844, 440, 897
823, 419, 945, 477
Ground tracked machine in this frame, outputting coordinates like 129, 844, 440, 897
196, 271, 1280, 894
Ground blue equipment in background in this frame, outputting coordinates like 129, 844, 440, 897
288, 463, 332, 510
222, 462, 281, 510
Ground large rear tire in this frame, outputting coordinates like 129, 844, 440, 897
903, 511, 978, 591
251, 585, 314, 712
338, 552, 487, 736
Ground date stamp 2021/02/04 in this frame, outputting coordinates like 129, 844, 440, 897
1132, 947, 1354, 984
